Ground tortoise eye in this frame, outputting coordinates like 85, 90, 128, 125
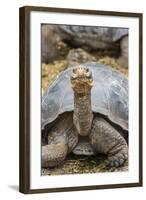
73, 68, 78, 73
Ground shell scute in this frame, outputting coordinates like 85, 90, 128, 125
42, 63, 128, 130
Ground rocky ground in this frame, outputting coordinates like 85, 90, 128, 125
41, 42, 128, 175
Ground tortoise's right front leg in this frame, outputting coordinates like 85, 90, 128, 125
90, 117, 128, 167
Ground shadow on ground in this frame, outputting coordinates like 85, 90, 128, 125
8, 185, 19, 192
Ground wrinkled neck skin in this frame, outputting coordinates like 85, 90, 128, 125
73, 91, 93, 136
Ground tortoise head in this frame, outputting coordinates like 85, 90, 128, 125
71, 66, 93, 96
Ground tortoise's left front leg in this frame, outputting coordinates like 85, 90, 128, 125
42, 142, 68, 168
90, 117, 128, 167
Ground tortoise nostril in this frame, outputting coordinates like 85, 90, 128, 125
73, 68, 76, 73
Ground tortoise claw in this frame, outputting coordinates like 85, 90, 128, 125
107, 152, 128, 167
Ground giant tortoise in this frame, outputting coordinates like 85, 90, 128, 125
42, 62, 128, 168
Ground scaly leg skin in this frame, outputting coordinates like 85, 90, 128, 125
42, 142, 68, 168
90, 117, 128, 167
42, 127, 78, 168
42, 113, 78, 168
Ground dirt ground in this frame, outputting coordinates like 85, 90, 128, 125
41, 153, 128, 176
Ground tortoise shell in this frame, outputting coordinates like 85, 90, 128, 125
42, 62, 128, 131
58, 25, 128, 42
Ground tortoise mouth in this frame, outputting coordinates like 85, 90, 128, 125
71, 66, 93, 82
71, 66, 92, 78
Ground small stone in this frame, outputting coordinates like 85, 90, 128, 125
67, 48, 97, 67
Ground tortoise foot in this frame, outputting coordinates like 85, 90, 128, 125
42, 144, 68, 168
107, 150, 128, 167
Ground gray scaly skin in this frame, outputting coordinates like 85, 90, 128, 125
73, 92, 93, 136
89, 118, 128, 167
71, 68, 93, 136
42, 113, 78, 168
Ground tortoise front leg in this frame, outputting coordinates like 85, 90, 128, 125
42, 112, 79, 168
42, 130, 69, 168
42, 142, 68, 168
90, 117, 128, 167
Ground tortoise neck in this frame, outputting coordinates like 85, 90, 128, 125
73, 91, 93, 136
